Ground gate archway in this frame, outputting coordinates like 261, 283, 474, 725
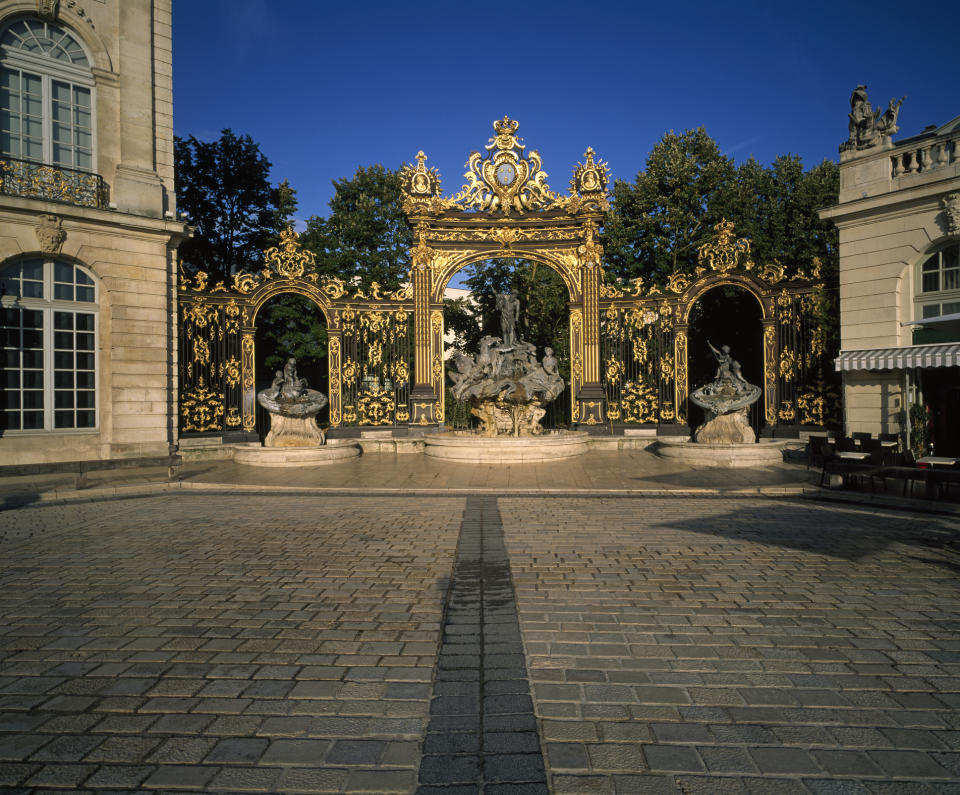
599, 220, 838, 433
400, 117, 611, 426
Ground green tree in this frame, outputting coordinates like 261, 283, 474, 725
175, 129, 292, 281
301, 165, 410, 289
602, 128, 735, 285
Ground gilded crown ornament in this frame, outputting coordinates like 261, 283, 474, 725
697, 220, 752, 273
401, 116, 610, 217
264, 226, 316, 279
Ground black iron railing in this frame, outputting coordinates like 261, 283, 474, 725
0, 156, 108, 209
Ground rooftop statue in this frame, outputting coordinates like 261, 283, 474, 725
841, 85, 905, 153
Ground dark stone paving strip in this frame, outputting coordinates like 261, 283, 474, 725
417, 496, 547, 795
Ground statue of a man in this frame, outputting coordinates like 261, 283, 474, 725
495, 291, 520, 348
847, 85, 876, 148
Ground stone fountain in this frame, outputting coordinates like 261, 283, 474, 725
425, 291, 588, 462
655, 342, 788, 468
233, 357, 360, 467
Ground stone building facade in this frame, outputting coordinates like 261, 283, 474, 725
0, 0, 189, 464
821, 89, 960, 455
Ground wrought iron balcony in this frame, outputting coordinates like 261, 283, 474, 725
0, 156, 108, 209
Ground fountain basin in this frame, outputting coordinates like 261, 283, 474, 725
232, 438, 360, 467
654, 437, 789, 468
425, 430, 589, 462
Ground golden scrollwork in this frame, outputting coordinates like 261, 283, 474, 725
779, 348, 797, 381
797, 391, 824, 426
666, 271, 692, 294
810, 327, 825, 357
181, 377, 224, 432
570, 308, 583, 334
759, 262, 786, 283
342, 356, 359, 387
357, 385, 396, 425
577, 220, 604, 268
411, 222, 435, 270
322, 277, 347, 300
605, 357, 624, 384
621, 381, 659, 424
179, 264, 208, 292
224, 300, 240, 334
264, 226, 316, 279
226, 407, 242, 427
183, 296, 217, 328
193, 338, 210, 365
778, 400, 796, 422
391, 359, 410, 386
223, 356, 241, 388
391, 284, 413, 301
660, 352, 675, 382
660, 400, 675, 421
697, 220, 751, 273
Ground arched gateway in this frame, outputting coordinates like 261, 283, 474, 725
177, 118, 836, 439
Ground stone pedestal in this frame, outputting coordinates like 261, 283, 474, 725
695, 409, 756, 444
264, 414, 325, 447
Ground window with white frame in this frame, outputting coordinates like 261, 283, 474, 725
1, 258, 97, 431
916, 242, 960, 319
0, 17, 94, 171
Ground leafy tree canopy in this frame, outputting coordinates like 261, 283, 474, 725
175, 129, 296, 281
300, 165, 410, 290
602, 128, 735, 284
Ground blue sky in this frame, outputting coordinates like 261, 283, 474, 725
173, 0, 958, 226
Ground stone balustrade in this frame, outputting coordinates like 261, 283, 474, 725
891, 130, 960, 178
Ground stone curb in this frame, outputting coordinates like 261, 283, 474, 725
4, 479, 959, 517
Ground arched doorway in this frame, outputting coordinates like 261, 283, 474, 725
687, 285, 764, 435
252, 293, 329, 440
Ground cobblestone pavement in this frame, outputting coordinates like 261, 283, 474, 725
0, 493, 958, 794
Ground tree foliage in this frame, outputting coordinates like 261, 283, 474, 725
175, 129, 295, 281
602, 127, 840, 358
602, 128, 735, 285
300, 165, 410, 290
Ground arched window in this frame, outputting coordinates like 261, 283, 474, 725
0, 17, 94, 171
1, 257, 97, 431
916, 242, 960, 319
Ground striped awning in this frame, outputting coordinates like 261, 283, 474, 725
835, 343, 960, 371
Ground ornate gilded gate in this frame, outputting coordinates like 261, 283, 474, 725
177, 119, 835, 438
598, 220, 837, 431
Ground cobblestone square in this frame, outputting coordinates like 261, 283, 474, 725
1, 491, 958, 793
